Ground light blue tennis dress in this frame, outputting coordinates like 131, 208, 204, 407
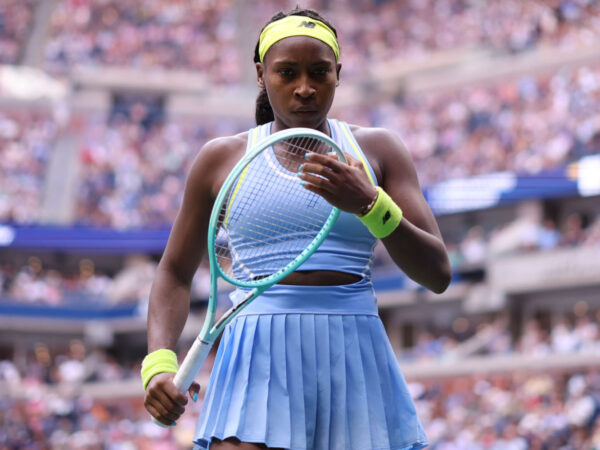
193, 120, 428, 450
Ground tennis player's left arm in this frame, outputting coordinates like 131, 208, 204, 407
300, 127, 451, 292
371, 129, 452, 293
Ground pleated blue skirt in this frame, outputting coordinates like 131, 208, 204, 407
193, 279, 428, 450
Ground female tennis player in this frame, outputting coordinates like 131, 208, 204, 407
142, 7, 451, 450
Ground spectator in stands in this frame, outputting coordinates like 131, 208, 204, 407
537, 218, 561, 250
459, 225, 488, 266
552, 317, 580, 354
560, 212, 586, 247
0, 0, 36, 64
107, 255, 157, 304
518, 318, 552, 356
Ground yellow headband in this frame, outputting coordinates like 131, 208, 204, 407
259, 15, 340, 63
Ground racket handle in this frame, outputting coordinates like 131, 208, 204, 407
173, 338, 213, 393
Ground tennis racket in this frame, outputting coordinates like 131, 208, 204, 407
152, 127, 347, 426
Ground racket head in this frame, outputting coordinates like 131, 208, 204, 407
207, 127, 347, 289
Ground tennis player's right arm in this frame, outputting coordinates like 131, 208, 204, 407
144, 139, 225, 425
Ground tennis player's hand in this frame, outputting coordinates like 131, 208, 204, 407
144, 372, 201, 426
300, 151, 377, 214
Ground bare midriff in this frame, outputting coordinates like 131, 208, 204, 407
279, 270, 361, 286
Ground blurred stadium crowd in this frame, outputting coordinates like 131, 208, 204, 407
2, 310, 600, 448
2, 62, 599, 227
401, 309, 600, 363
341, 62, 600, 187
1, 0, 599, 227
5, 0, 600, 80
414, 369, 600, 449
0, 255, 210, 308
37, 0, 600, 80
1, 0, 600, 449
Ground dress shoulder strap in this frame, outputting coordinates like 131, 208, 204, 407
328, 119, 377, 186
245, 123, 271, 153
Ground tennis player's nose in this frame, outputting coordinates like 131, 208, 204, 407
294, 76, 315, 98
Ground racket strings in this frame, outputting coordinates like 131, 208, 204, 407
272, 137, 331, 171
215, 136, 337, 282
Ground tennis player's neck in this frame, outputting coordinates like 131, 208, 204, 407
272, 120, 331, 137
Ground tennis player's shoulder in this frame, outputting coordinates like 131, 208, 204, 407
198, 131, 249, 162
346, 123, 412, 169
186, 131, 250, 189
347, 124, 408, 156
189, 131, 249, 171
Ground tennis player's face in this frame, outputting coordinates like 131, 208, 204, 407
258, 36, 341, 133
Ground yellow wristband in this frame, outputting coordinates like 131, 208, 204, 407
357, 187, 403, 238
141, 349, 179, 390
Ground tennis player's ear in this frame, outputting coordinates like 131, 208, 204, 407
336, 62, 342, 86
256, 63, 265, 88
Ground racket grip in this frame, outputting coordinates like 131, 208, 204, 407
173, 338, 213, 393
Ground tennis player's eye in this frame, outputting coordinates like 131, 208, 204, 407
278, 69, 295, 77
312, 68, 330, 76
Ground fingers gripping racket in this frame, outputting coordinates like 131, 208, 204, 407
153, 127, 347, 426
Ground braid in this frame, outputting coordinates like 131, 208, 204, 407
253, 8, 338, 125
255, 87, 274, 125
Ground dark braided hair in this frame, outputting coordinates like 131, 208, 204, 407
253, 8, 339, 125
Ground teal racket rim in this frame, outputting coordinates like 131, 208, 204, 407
206, 127, 347, 290
150, 127, 348, 406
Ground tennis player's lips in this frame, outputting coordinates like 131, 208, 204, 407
293, 108, 318, 116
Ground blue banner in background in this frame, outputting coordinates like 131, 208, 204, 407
0, 299, 140, 319
0, 225, 170, 253
425, 166, 580, 216
498, 170, 579, 204
426, 172, 518, 215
